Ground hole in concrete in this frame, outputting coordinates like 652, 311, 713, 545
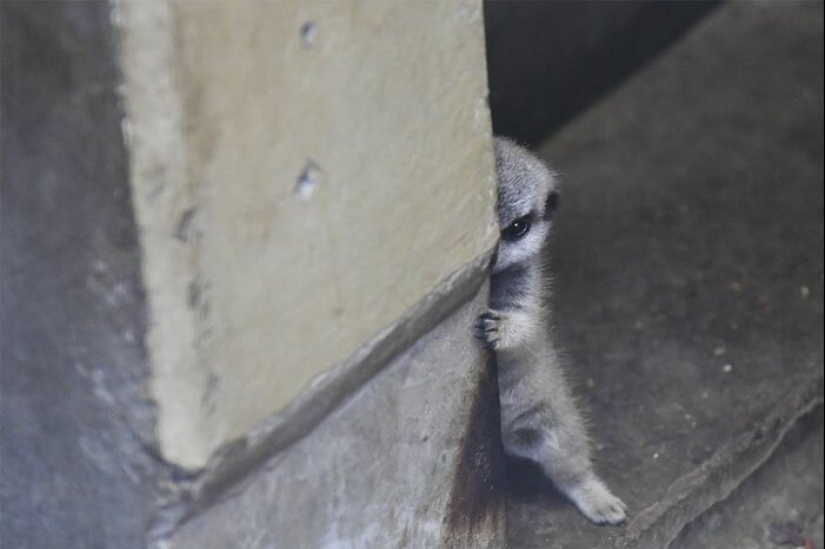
175, 207, 197, 242
294, 159, 322, 200
300, 21, 316, 48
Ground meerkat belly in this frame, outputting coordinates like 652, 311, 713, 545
497, 344, 553, 415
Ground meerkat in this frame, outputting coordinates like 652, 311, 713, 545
475, 137, 627, 525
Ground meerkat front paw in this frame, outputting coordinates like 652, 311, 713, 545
475, 309, 538, 351
475, 309, 534, 350
475, 310, 505, 349
566, 476, 628, 525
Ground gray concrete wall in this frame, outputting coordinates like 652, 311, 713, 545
1, 3, 168, 548
115, 0, 498, 471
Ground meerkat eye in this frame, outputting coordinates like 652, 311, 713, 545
502, 216, 531, 241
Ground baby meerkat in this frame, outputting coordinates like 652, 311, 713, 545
475, 137, 627, 525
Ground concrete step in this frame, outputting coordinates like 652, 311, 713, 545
669, 407, 823, 549
505, 2, 824, 548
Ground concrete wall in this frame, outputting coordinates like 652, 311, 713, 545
2, 1, 501, 547
1, 4, 168, 548
116, 0, 498, 471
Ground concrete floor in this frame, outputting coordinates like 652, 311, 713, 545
506, 2, 824, 548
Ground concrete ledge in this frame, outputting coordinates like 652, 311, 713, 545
151, 249, 495, 538
669, 405, 824, 549
620, 380, 823, 549
161, 283, 507, 549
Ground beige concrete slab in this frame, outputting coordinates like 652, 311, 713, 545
115, 0, 497, 469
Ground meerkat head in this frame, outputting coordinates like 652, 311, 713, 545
492, 137, 561, 274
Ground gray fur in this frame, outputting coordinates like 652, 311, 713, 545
476, 137, 627, 525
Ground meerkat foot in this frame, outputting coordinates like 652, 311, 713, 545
565, 476, 628, 525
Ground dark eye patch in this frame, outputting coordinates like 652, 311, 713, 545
502, 215, 532, 241
544, 190, 561, 221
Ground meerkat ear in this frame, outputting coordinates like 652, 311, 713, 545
544, 190, 561, 221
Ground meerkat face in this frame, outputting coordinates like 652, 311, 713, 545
492, 138, 560, 274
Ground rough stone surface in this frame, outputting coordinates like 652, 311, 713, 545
505, 2, 824, 548
164, 286, 507, 549
0, 3, 167, 548
116, 0, 498, 469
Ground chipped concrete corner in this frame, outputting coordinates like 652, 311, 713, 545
111, 0, 505, 546
114, 0, 209, 472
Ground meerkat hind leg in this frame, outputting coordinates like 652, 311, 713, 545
563, 473, 628, 525
505, 426, 628, 525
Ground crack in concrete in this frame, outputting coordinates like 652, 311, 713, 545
618, 378, 824, 549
